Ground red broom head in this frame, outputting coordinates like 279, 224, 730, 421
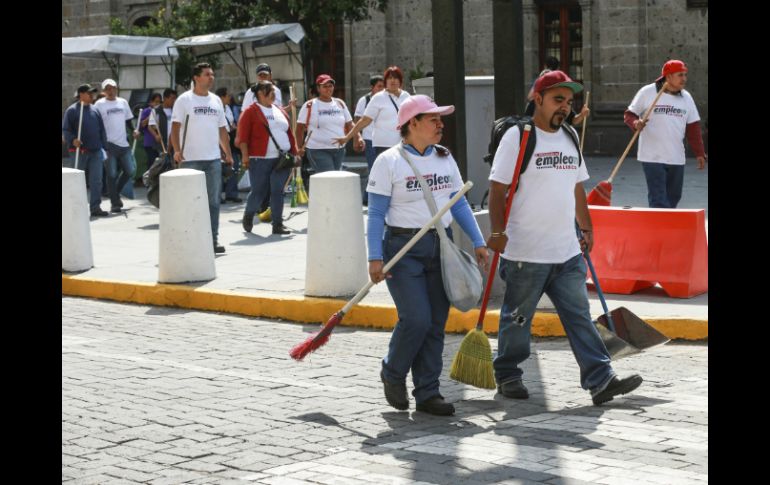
586, 181, 612, 206
289, 312, 343, 361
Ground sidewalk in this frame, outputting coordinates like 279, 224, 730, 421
62, 156, 708, 340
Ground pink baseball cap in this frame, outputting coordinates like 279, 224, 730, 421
656, 59, 687, 82
396, 95, 455, 130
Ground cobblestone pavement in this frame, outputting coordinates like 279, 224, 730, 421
63, 298, 708, 484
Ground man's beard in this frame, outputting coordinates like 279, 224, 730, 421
549, 112, 566, 130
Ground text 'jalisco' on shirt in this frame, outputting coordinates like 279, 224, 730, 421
366, 144, 464, 229
297, 99, 353, 149
489, 125, 589, 264
94, 97, 134, 148
628, 83, 700, 166
171, 91, 227, 161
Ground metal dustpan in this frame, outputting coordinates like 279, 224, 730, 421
584, 247, 670, 360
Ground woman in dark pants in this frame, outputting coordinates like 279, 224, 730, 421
366, 95, 489, 415
236, 81, 298, 235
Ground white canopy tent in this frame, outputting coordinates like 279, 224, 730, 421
62, 35, 179, 109
174, 23, 307, 102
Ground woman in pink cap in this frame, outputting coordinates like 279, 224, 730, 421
366, 94, 489, 416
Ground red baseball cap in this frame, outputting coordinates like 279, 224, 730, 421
315, 74, 335, 86
656, 60, 687, 82
534, 70, 583, 94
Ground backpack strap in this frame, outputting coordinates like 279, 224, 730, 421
559, 124, 583, 167
365, 93, 372, 107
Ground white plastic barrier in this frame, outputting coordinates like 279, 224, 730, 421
305, 171, 368, 297
158, 169, 216, 283
62, 168, 94, 272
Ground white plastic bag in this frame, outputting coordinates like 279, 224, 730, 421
237, 171, 250, 192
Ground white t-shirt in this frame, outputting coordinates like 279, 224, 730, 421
297, 98, 352, 149
171, 90, 227, 161
242, 86, 283, 110
354, 94, 375, 140
628, 83, 701, 166
367, 144, 464, 229
94, 97, 133, 147
259, 104, 291, 158
364, 90, 410, 148
489, 125, 589, 264
224, 104, 235, 132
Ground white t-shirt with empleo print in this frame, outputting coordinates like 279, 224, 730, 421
628, 83, 701, 166
363, 90, 410, 148
94, 97, 133, 147
171, 91, 227, 161
258, 104, 291, 158
354, 94, 375, 140
297, 98, 352, 149
366, 144, 464, 229
489, 125, 589, 264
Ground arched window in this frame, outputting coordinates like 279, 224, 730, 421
133, 16, 155, 29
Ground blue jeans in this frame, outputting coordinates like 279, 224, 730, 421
495, 254, 614, 392
382, 228, 453, 404
69, 150, 106, 213
373, 146, 389, 158
362, 139, 376, 204
244, 157, 291, 227
641, 162, 685, 208
183, 159, 222, 243
104, 143, 136, 207
306, 148, 344, 173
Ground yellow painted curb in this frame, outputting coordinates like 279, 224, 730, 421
62, 275, 707, 340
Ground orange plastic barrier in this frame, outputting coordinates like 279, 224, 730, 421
587, 206, 708, 298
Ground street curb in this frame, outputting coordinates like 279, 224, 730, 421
62, 275, 708, 340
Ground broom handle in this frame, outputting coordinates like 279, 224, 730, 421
339, 181, 474, 315
75, 101, 84, 167
579, 91, 590, 154
607, 82, 668, 183
476, 125, 532, 330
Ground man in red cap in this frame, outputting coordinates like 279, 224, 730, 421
625, 59, 706, 208
487, 70, 643, 406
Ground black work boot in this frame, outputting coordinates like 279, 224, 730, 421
380, 371, 408, 410
592, 374, 643, 406
497, 379, 529, 399
272, 224, 290, 235
242, 212, 255, 233
416, 396, 455, 416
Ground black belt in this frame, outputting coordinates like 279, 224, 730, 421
387, 226, 438, 236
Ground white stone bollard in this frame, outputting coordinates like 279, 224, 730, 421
305, 171, 368, 297
451, 209, 554, 309
62, 168, 94, 272
158, 169, 216, 283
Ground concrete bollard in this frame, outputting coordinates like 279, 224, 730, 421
451, 209, 554, 309
305, 171, 368, 297
158, 169, 216, 283
62, 168, 94, 272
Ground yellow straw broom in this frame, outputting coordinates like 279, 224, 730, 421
450, 124, 532, 389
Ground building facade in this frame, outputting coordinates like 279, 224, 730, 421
62, 0, 708, 155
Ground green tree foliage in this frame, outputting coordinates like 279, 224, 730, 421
112, 0, 388, 87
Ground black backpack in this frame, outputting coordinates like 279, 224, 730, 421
483, 115, 583, 177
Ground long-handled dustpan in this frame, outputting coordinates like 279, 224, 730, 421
582, 238, 670, 359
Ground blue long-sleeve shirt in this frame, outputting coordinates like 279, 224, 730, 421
62, 102, 107, 152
